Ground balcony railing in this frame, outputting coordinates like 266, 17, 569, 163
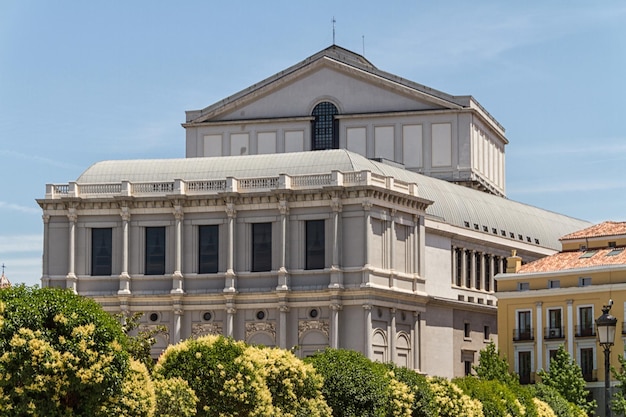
44, 170, 422, 200
544, 327, 564, 339
513, 328, 534, 341
575, 325, 596, 338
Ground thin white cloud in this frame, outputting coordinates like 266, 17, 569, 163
0, 149, 80, 170
0, 201, 41, 215
0, 234, 42, 253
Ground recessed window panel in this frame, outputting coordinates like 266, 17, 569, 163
199, 225, 219, 274
145, 227, 166, 275
91, 228, 112, 276
252, 223, 272, 272
306, 220, 325, 270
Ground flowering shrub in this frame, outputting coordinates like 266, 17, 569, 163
306, 348, 410, 417
248, 345, 332, 417
154, 335, 273, 416
385, 363, 437, 417
534, 398, 558, 417
0, 286, 130, 416
428, 376, 484, 417
454, 376, 525, 417
531, 383, 586, 417
153, 377, 198, 417
100, 359, 156, 417
154, 335, 331, 417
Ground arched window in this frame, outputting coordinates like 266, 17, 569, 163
311, 101, 339, 150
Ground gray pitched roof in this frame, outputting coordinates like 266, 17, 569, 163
77, 149, 589, 250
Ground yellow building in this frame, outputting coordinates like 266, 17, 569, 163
496, 221, 626, 410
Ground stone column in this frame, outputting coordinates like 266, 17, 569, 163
451, 245, 457, 285
224, 203, 237, 293
461, 248, 468, 287
278, 303, 289, 349
413, 312, 421, 371
470, 250, 477, 289
361, 201, 372, 287
478, 252, 485, 290
118, 205, 131, 295
567, 299, 574, 356
488, 255, 495, 293
42, 212, 50, 286
389, 210, 396, 288
66, 207, 77, 293
417, 215, 426, 278
330, 302, 342, 348
171, 204, 184, 294
363, 304, 373, 360
225, 302, 236, 338
390, 308, 397, 364
329, 197, 343, 288
536, 301, 543, 373
276, 199, 289, 291
172, 302, 183, 344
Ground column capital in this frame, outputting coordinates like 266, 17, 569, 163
362, 200, 373, 211
330, 197, 342, 212
173, 205, 184, 221
67, 207, 78, 223
362, 304, 372, 311
330, 303, 343, 312
42, 212, 51, 223
225, 203, 237, 218
278, 199, 289, 215
120, 206, 131, 222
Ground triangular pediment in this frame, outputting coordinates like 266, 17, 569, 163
185, 45, 471, 125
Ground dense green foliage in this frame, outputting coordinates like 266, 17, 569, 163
473, 341, 518, 385
154, 335, 332, 417
530, 384, 587, 417
538, 345, 596, 415
611, 354, 626, 415
386, 363, 437, 417
153, 377, 198, 417
0, 285, 131, 416
454, 377, 524, 417
305, 348, 411, 417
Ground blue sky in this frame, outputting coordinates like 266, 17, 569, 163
1, 1, 625, 286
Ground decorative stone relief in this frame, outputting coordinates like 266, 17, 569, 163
192, 322, 223, 338
298, 320, 329, 339
245, 321, 276, 339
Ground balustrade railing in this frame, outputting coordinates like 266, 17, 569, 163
45, 170, 419, 199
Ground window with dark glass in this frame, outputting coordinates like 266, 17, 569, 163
306, 220, 325, 270
311, 101, 339, 150
580, 348, 594, 381
579, 306, 594, 336
198, 225, 219, 274
91, 228, 112, 276
252, 223, 272, 272
518, 351, 531, 384
145, 227, 165, 275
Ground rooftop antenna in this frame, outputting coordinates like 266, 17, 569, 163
362, 35, 365, 56
332, 17, 336, 45
1, 263, 4, 275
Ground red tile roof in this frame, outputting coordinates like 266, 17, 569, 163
518, 247, 626, 273
560, 221, 626, 241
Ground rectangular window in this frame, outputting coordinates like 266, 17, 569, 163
548, 280, 560, 289
547, 308, 562, 338
518, 351, 532, 384
306, 220, 325, 270
483, 325, 490, 341
516, 310, 532, 340
464, 360, 472, 376
464, 322, 471, 339
518, 282, 530, 291
579, 277, 592, 287
580, 348, 594, 381
252, 223, 272, 272
145, 227, 166, 275
579, 306, 594, 336
198, 225, 219, 274
91, 228, 112, 276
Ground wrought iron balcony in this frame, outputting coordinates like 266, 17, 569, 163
513, 328, 534, 341
544, 327, 564, 339
575, 325, 596, 338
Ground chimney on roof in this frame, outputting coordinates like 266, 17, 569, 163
506, 250, 522, 273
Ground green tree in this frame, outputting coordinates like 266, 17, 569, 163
531, 384, 587, 417
305, 348, 396, 417
611, 354, 626, 415
454, 376, 524, 417
385, 363, 437, 417
118, 311, 167, 372
473, 341, 518, 385
538, 345, 596, 415
153, 377, 198, 417
0, 285, 133, 416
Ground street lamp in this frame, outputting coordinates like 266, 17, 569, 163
596, 303, 618, 417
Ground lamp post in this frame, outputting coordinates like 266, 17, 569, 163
596, 303, 618, 417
